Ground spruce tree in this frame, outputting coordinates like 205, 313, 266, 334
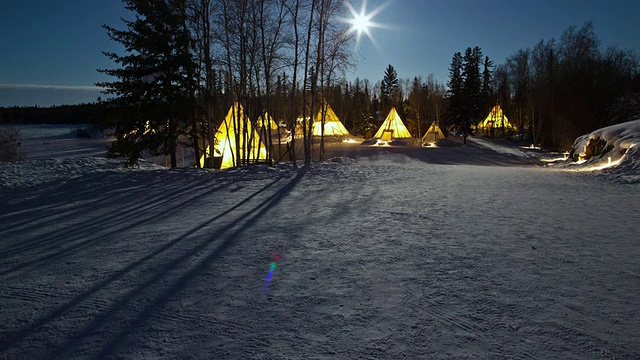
98, 0, 195, 167
482, 55, 494, 117
447, 52, 465, 137
381, 64, 399, 111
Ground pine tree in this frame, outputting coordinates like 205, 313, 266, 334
447, 52, 464, 136
98, 0, 195, 167
482, 55, 494, 119
447, 47, 486, 144
381, 64, 399, 111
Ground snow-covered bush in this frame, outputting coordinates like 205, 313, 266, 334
0, 126, 25, 162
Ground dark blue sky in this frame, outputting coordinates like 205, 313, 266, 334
1, 0, 639, 107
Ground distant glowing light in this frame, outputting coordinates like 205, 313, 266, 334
540, 157, 568, 163
342, 138, 358, 143
343, 1, 390, 46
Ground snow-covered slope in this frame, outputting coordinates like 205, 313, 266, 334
561, 119, 640, 183
1, 132, 639, 358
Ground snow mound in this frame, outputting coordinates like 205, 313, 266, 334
559, 119, 640, 183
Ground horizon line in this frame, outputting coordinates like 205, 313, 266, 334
0, 84, 102, 91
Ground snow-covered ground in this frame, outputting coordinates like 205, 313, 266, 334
0, 124, 639, 359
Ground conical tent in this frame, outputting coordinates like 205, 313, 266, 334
374, 107, 412, 140
256, 112, 279, 131
482, 105, 513, 131
294, 102, 350, 138
199, 103, 268, 169
312, 102, 350, 136
422, 121, 445, 144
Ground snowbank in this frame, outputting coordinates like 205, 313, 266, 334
560, 119, 640, 183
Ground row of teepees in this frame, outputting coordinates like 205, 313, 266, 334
200, 103, 510, 169
375, 107, 445, 146
199, 102, 351, 169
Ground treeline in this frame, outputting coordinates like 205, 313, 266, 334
0, 103, 108, 125
492, 22, 640, 149
100, 0, 450, 168
100, 0, 360, 168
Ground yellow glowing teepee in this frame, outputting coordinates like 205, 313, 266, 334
311, 102, 350, 136
256, 112, 280, 131
200, 103, 268, 169
374, 107, 412, 141
295, 102, 350, 138
481, 105, 513, 131
422, 121, 445, 145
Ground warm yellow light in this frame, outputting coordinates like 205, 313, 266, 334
580, 157, 622, 171
541, 157, 568, 163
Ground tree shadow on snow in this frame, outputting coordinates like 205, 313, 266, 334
0, 167, 305, 359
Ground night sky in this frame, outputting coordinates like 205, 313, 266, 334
1, 0, 639, 107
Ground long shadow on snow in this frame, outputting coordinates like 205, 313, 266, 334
0, 167, 256, 250
0, 173, 222, 258
0, 168, 278, 274
1, 172, 289, 354
0, 175, 233, 275
43, 169, 305, 359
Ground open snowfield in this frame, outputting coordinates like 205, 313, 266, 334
1, 124, 639, 359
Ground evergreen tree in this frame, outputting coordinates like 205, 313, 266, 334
482, 55, 494, 119
98, 0, 195, 167
381, 64, 399, 111
446, 52, 466, 140
462, 46, 483, 121
447, 47, 487, 143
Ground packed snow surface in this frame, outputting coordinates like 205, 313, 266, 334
0, 125, 639, 359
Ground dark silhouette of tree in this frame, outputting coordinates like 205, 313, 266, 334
381, 64, 399, 112
98, 0, 195, 167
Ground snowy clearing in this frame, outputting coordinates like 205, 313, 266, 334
0, 124, 639, 359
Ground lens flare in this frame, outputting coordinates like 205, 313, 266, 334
263, 253, 282, 292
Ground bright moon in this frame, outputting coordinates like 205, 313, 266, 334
352, 13, 371, 34
344, 0, 387, 45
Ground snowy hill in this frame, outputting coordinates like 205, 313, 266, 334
562, 119, 640, 183
1, 125, 639, 358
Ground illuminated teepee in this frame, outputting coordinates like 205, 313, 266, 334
481, 105, 513, 132
422, 121, 445, 145
295, 102, 350, 138
312, 102, 350, 136
374, 107, 412, 141
256, 112, 280, 132
200, 103, 268, 169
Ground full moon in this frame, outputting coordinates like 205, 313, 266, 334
344, 0, 387, 45
352, 13, 371, 35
